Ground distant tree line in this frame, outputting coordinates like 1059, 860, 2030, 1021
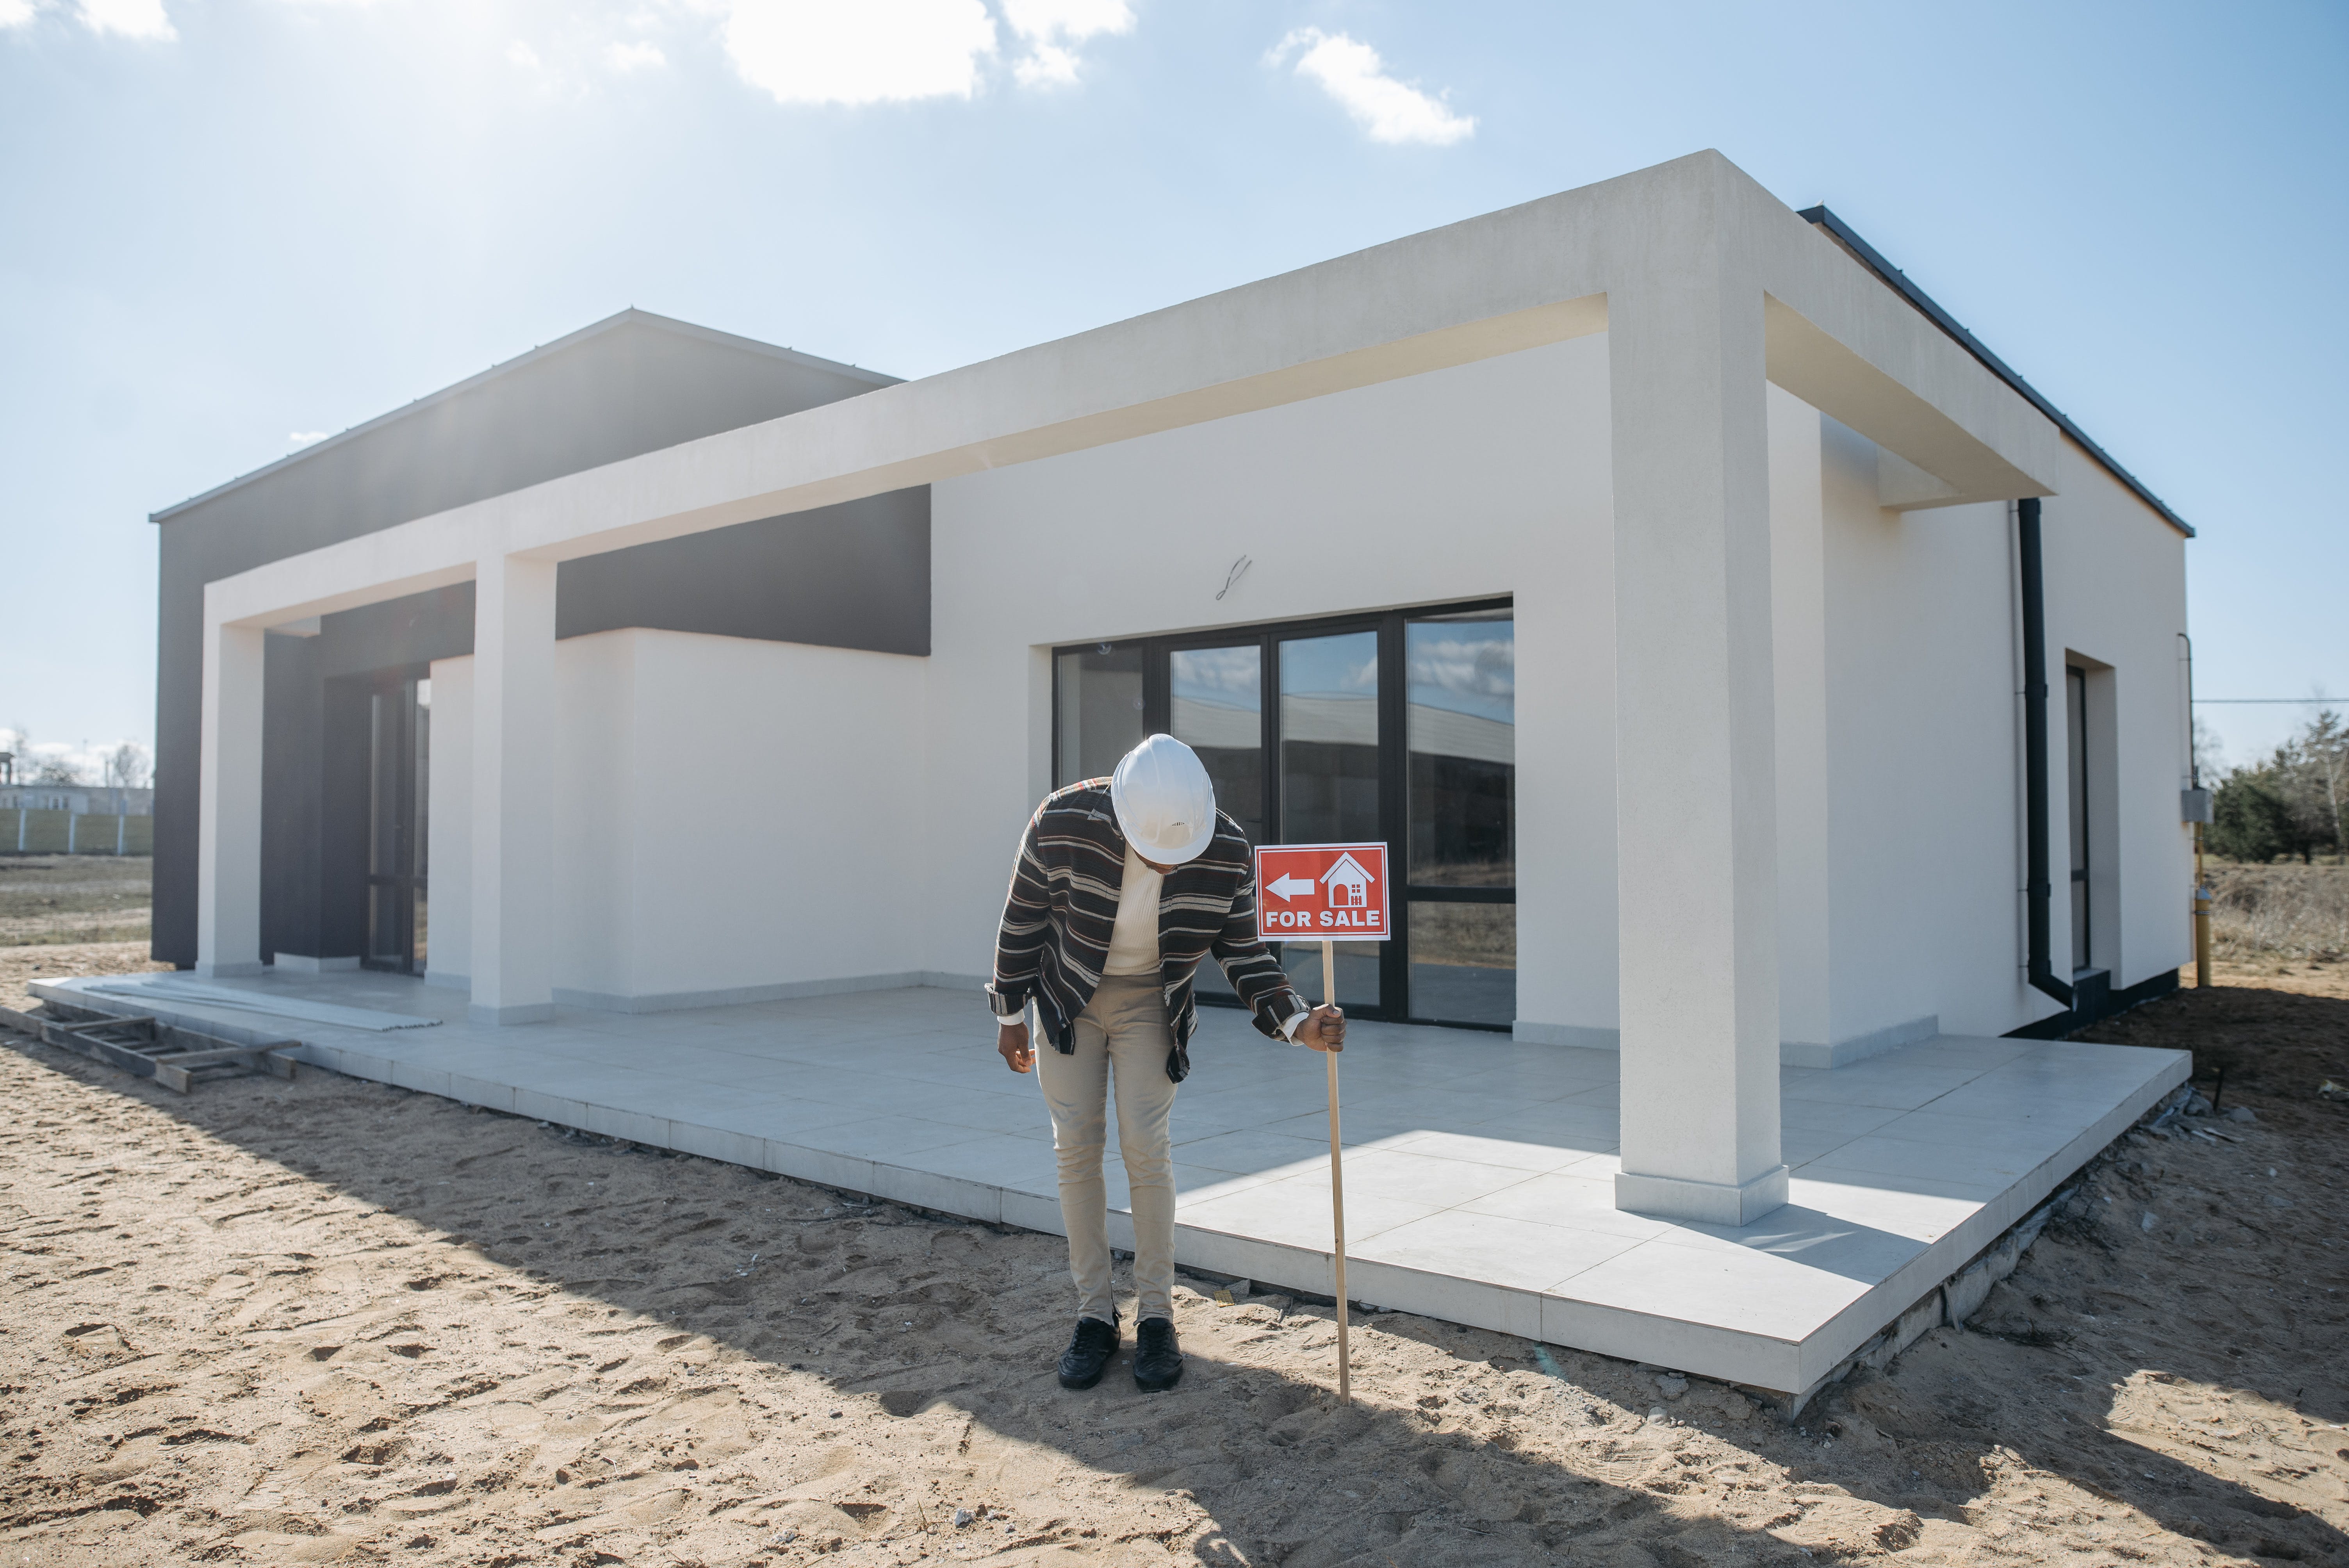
2208, 708, 2347, 864
0, 728, 151, 791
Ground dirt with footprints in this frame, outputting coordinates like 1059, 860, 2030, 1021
0, 969, 2343, 1566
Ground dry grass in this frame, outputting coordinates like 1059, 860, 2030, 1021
0, 854, 152, 946
2207, 861, 2349, 967
0, 939, 173, 1013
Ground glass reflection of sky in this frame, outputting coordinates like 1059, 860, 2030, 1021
1407, 618, 1513, 725
1280, 630, 1378, 698
1170, 645, 1260, 712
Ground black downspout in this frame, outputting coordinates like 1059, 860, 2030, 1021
2019, 497, 2074, 1007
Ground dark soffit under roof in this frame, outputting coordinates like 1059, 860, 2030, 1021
1798, 206, 2194, 539
150, 308, 900, 524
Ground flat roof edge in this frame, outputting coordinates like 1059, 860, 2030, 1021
1797, 206, 2195, 540
151, 308, 900, 524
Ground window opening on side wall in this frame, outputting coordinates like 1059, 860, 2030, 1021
2067, 662, 2091, 975
1051, 599, 1513, 1029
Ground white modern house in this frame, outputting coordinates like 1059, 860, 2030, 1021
107, 151, 2199, 1399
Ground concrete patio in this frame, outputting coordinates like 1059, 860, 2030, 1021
33, 969, 2187, 1400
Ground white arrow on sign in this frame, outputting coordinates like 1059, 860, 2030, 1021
1267, 873, 1317, 901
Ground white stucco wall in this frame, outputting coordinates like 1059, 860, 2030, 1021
1764, 399, 2190, 1051
1816, 421, 2021, 1047
2040, 438, 2196, 999
429, 629, 929, 1008
920, 333, 1621, 1030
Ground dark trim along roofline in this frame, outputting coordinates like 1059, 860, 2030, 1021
150, 308, 902, 524
1797, 206, 2194, 540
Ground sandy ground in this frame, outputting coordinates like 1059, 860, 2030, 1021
0, 939, 173, 1012
0, 961, 2344, 1566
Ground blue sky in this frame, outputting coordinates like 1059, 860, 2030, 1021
2, 0, 2342, 778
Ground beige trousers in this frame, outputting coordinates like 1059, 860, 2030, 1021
1034, 973, 1180, 1324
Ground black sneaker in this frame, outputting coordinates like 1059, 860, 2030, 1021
1056, 1315, 1119, 1390
1133, 1317, 1182, 1392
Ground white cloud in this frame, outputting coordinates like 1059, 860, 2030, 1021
1012, 43, 1076, 87
720, 0, 997, 106
605, 39, 666, 72
77, 0, 173, 38
290, 431, 328, 443
1001, 0, 1130, 86
506, 38, 542, 69
1266, 27, 1474, 146
0, 0, 40, 29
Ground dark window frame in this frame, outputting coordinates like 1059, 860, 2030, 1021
358, 667, 431, 976
1051, 595, 1514, 1029
2066, 661, 2091, 976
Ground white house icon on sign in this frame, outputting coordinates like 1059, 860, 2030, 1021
1321, 853, 1373, 908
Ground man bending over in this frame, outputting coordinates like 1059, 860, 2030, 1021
987, 734, 1347, 1393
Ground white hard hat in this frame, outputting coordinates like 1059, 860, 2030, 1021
1111, 734, 1218, 866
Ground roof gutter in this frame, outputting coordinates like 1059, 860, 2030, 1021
1798, 206, 2194, 540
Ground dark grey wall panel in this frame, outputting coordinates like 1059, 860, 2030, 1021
255, 585, 476, 960
556, 488, 930, 656
315, 584, 477, 677
319, 677, 373, 962
154, 312, 911, 966
260, 634, 323, 962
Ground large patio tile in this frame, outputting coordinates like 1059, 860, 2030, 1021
1454, 1171, 1677, 1240
1449, 1102, 1621, 1147
1779, 1098, 1906, 1137
1177, 1171, 1442, 1250
812, 1114, 1002, 1163
1782, 1174, 1987, 1245
1314, 1147, 1535, 1211
1169, 1127, 1332, 1179
1385, 1128, 1610, 1174
1638, 1205, 1932, 1283
1551, 1236, 1877, 1341
1357, 1210, 1646, 1295
1799, 1134, 2042, 1190
1867, 1109, 2081, 1154
1780, 1063, 1986, 1110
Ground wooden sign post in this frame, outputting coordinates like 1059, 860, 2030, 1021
1252, 841, 1391, 1406
1321, 935, 1348, 1403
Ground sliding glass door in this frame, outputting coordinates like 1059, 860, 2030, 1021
1403, 610, 1515, 1026
1277, 629, 1383, 1010
1053, 600, 1514, 1028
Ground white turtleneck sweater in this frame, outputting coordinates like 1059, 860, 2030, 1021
1101, 845, 1311, 1041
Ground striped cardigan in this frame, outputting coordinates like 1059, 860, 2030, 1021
987, 780, 1305, 1082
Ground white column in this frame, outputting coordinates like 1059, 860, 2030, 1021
469, 553, 558, 1025
1607, 260, 1788, 1225
197, 618, 267, 977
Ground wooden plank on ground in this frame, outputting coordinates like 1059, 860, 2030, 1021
5, 1000, 303, 1091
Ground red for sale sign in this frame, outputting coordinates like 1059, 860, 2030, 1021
1252, 842, 1392, 943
